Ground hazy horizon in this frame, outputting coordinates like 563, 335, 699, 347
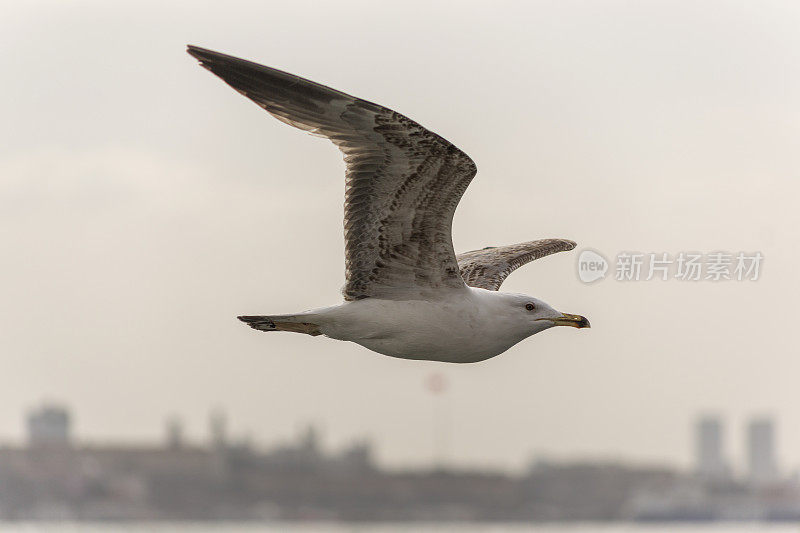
2, 0, 799, 474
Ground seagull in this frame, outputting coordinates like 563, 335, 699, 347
187, 45, 589, 364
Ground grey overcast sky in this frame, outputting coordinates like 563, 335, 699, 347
1, 0, 799, 473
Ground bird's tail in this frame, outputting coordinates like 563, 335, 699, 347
237, 314, 322, 336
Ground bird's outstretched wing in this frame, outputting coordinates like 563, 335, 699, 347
456, 239, 576, 291
187, 46, 477, 300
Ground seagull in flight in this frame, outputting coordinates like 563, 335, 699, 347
187, 45, 589, 363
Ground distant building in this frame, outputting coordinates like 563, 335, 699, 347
695, 415, 729, 480
747, 417, 778, 484
338, 439, 375, 472
27, 404, 70, 447
300, 425, 319, 453
209, 409, 227, 450
165, 416, 184, 450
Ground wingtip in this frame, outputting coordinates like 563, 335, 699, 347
544, 238, 577, 250
187, 44, 209, 59
186, 45, 219, 62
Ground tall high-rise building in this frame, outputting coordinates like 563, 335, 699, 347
27, 404, 71, 447
209, 408, 227, 450
695, 415, 728, 480
165, 416, 184, 450
747, 417, 778, 484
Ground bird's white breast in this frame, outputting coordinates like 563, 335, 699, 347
313, 288, 530, 363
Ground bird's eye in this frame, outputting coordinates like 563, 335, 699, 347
525, 303, 535, 311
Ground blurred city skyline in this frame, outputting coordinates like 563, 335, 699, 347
14, 401, 796, 482
2, 1, 799, 474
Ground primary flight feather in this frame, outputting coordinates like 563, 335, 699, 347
187, 45, 588, 363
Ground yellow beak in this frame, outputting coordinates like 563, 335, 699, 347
539, 313, 591, 328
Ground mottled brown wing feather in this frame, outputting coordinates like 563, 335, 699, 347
456, 239, 577, 291
187, 46, 476, 300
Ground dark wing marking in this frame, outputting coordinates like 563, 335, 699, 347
456, 239, 576, 291
187, 46, 476, 300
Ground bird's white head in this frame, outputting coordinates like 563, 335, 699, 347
494, 292, 590, 338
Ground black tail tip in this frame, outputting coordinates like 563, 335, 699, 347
237, 316, 276, 331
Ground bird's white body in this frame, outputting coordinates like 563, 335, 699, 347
300, 288, 560, 363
